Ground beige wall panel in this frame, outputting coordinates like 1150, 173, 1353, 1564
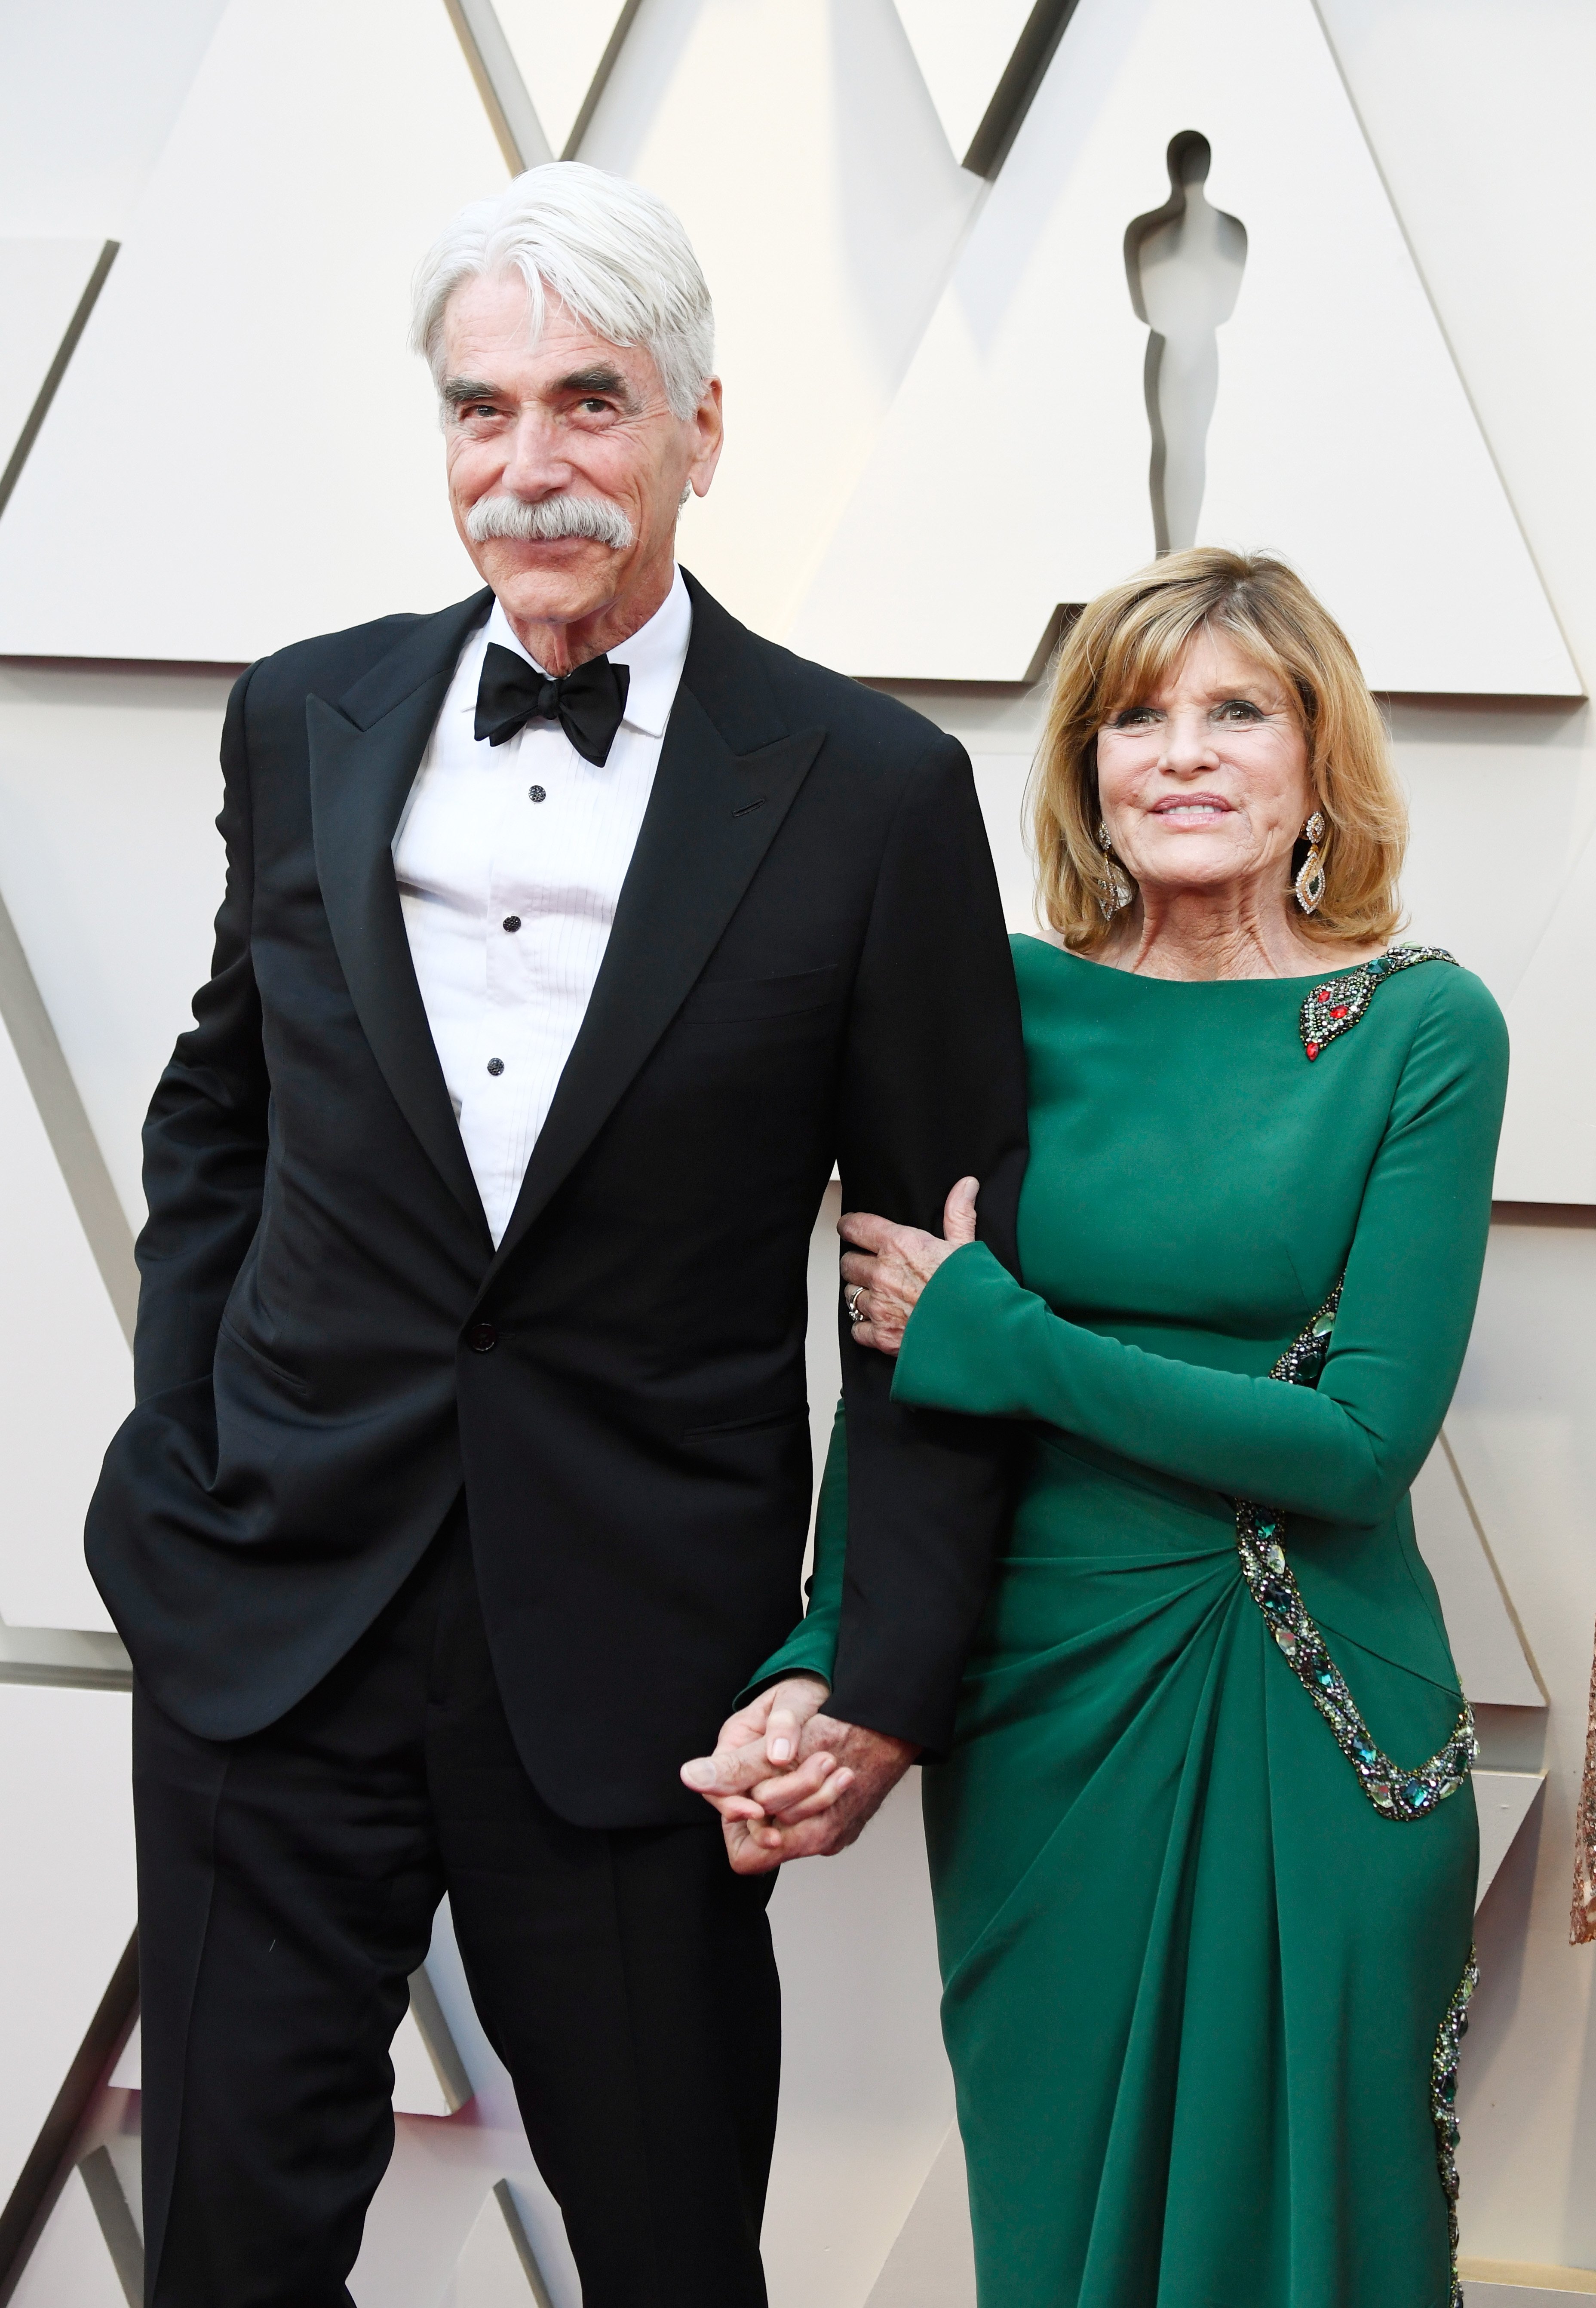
6, 2164, 132, 2308
442, 2182, 550, 2304
1410, 1442, 1543, 1709
0, 997, 129, 1629
761, 1776, 954, 2308
1317, 0, 1596, 1203
786, 0, 1573, 694
863, 2119, 975, 2308
0, 242, 109, 472
0, 0, 501, 663
1446, 1217, 1596, 2270
0, 0, 229, 239
889, 0, 1037, 167
1474, 1770, 1547, 1908
580, 0, 979, 643
0, 665, 230, 1232
1495, 850, 1596, 1200
0, 1687, 134, 2209
493, 0, 637, 159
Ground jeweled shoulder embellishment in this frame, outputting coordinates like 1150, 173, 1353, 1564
1300, 943, 1457, 1061
1236, 1282, 1477, 1821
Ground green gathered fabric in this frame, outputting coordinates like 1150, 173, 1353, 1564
753, 936, 1506, 2308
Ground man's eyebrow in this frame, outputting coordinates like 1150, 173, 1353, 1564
441, 376, 501, 406
555, 365, 635, 406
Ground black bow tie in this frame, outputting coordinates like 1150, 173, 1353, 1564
474, 642, 631, 766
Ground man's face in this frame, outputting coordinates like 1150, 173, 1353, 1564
439, 271, 722, 644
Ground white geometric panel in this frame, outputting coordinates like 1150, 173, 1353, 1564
392, 1965, 474, 2117
583, 0, 981, 642
106, 2019, 142, 2093
441, 2182, 555, 2306
1494, 825, 1596, 1203
786, 0, 1578, 695
0, 241, 110, 482
0, 1687, 135, 2212
108, 1968, 474, 2119
1472, 1769, 1545, 1910
1411, 1437, 1544, 1709
863, 2120, 975, 2308
0, 0, 502, 664
0, 661, 229, 1237
0, 1004, 130, 1632
1461, 2272, 1596, 2306
391, 2003, 457, 2118
0, 0, 232, 241
7, 2162, 135, 2308
491, 1, 639, 161
890, 0, 1038, 169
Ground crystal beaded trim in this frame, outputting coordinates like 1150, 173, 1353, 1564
1431, 1951, 1478, 2308
1571, 1625, 1596, 1944
1299, 943, 1457, 1060
1236, 1284, 1478, 1820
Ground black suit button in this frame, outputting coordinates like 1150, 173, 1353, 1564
502, 915, 522, 933
486, 1056, 505, 1076
528, 785, 546, 803
467, 1321, 497, 1353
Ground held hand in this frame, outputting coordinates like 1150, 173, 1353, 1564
716, 1714, 919, 1876
679, 1675, 833, 1825
840, 1176, 979, 1356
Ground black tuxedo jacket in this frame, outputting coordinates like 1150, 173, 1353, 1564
87, 573, 1028, 1826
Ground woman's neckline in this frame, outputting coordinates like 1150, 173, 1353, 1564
1016, 931, 1381, 990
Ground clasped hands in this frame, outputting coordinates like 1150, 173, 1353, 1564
681, 1675, 916, 1874
679, 1178, 980, 1870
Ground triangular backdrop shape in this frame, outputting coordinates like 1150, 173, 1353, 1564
890, 0, 1039, 170
0, 0, 503, 662
0, 998, 129, 1632
0, 1688, 135, 2219
492, 0, 640, 160
1409, 1438, 1542, 1708
580, 0, 979, 642
7, 2163, 134, 2308
788, 0, 1578, 694
0, 241, 112, 486
1495, 822, 1596, 1201
864, 2119, 976, 2308
443, 2182, 554, 2305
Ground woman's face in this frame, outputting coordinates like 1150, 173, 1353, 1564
1095, 629, 1315, 907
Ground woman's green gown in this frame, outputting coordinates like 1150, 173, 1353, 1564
755, 935, 1508, 2308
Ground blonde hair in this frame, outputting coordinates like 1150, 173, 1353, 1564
1031, 548, 1406, 951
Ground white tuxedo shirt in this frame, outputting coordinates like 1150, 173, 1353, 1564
393, 569, 692, 1245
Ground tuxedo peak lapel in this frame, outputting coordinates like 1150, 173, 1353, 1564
307, 596, 494, 1245
479, 680, 826, 1287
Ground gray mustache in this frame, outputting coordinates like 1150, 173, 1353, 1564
464, 492, 635, 551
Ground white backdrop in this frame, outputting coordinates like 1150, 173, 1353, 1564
0, 3, 1593, 2301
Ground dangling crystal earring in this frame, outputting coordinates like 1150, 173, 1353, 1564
1095, 820, 1133, 922
1294, 810, 1327, 915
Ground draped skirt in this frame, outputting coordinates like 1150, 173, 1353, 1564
923, 1437, 1478, 2308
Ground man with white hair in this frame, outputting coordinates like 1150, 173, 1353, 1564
89, 164, 1027, 2305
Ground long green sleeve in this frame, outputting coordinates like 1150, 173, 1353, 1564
743, 1399, 848, 1693
893, 965, 1507, 1523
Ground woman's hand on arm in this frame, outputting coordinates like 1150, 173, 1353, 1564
841, 1176, 980, 1356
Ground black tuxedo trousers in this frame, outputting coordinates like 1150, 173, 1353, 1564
87, 573, 1028, 2298
135, 1508, 781, 2308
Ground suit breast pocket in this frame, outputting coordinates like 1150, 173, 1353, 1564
675, 965, 841, 1026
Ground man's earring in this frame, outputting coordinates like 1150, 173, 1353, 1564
1294, 810, 1327, 916
1095, 821, 1133, 922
